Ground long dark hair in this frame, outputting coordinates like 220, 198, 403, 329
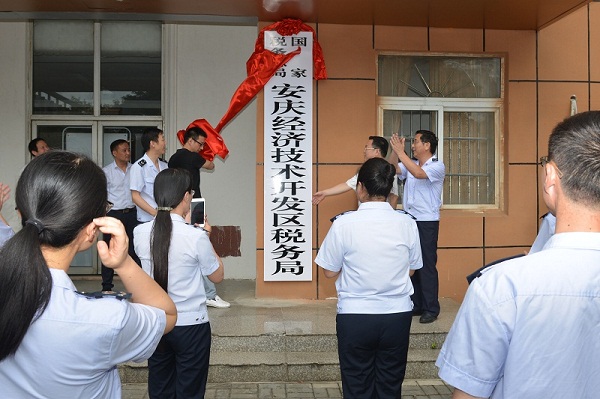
151, 168, 192, 292
0, 151, 107, 361
357, 157, 396, 199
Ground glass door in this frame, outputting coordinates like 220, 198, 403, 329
32, 121, 161, 274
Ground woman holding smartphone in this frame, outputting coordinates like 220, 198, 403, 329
134, 168, 224, 398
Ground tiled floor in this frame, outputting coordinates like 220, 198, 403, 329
121, 379, 453, 399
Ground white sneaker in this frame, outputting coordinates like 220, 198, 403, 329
206, 295, 230, 308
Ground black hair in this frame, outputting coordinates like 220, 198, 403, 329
183, 127, 207, 144
357, 157, 397, 199
141, 127, 163, 153
110, 139, 129, 153
415, 130, 438, 155
150, 168, 193, 292
369, 136, 389, 157
0, 151, 107, 361
548, 111, 600, 208
28, 138, 47, 156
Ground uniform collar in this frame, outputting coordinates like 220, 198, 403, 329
111, 160, 131, 171
422, 156, 436, 165
357, 201, 393, 211
49, 268, 77, 291
170, 213, 187, 223
544, 232, 600, 251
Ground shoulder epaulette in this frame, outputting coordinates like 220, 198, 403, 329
138, 159, 147, 167
396, 209, 416, 220
330, 210, 355, 223
465, 253, 526, 284
75, 290, 132, 301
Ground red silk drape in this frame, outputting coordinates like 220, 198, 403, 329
177, 18, 327, 161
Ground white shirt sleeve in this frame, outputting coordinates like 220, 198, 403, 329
129, 163, 145, 192
107, 302, 166, 364
314, 223, 343, 273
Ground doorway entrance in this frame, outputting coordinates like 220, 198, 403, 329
31, 120, 162, 274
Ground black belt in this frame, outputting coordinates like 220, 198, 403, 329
110, 207, 136, 214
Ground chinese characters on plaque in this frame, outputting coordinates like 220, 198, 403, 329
263, 31, 313, 282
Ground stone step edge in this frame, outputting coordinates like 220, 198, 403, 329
119, 349, 440, 369
211, 332, 447, 352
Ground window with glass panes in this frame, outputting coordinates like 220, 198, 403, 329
378, 54, 504, 209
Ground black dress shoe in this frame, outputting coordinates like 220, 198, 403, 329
412, 309, 424, 316
419, 312, 437, 324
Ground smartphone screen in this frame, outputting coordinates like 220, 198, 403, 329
190, 198, 205, 227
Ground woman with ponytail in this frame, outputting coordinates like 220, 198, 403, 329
0, 151, 176, 398
134, 168, 224, 399
315, 157, 423, 398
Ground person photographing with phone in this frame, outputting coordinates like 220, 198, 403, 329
134, 168, 224, 398
168, 126, 230, 308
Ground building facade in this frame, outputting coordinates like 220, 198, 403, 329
1, 2, 598, 300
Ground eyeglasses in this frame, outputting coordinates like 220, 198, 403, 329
364, 146, 377, 151
539, 156, 563, 178
190, 190, 195, 197
192, 138, 205, 147
105, 201, 114, 215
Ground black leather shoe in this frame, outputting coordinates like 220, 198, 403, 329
419, 312, 437, 324
412, 309, 424, 316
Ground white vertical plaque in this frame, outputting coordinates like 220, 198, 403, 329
263, 31, 313, 281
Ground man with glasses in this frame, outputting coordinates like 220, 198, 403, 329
168, 126, 230, 309
437, 111, 600, 398
101, 139, 140, 291
390, 130, 445, 324
168, 127, 214, 198
312, 136, 399, 207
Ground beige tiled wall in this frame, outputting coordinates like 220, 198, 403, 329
256, 3, 600, 301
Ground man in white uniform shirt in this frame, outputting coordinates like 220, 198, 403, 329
391, 130, 445, 324
101, 139, 139, 291
312, 136, 399, 208
130, 127, 168, 223
437, 111, 600, 398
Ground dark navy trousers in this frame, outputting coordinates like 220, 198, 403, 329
336, 312, 412, 399
148, 322, 212, 399
101, 207, 140, 290
411, 221, 440, 316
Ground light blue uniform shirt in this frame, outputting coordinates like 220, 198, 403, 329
134, 214, 220, 326
315, 201, 422, 314
529, 213, 556, 254
129, 153, 168, 222
437, 232, 600, 399
0, 268, 166, 399
0, 219, 14, 248
103, 161, 135, 210
398, 157, 445, 221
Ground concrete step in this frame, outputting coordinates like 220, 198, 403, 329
210, 331, 447, 352
111, 280, 459, 384
119, 340, 444, 383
